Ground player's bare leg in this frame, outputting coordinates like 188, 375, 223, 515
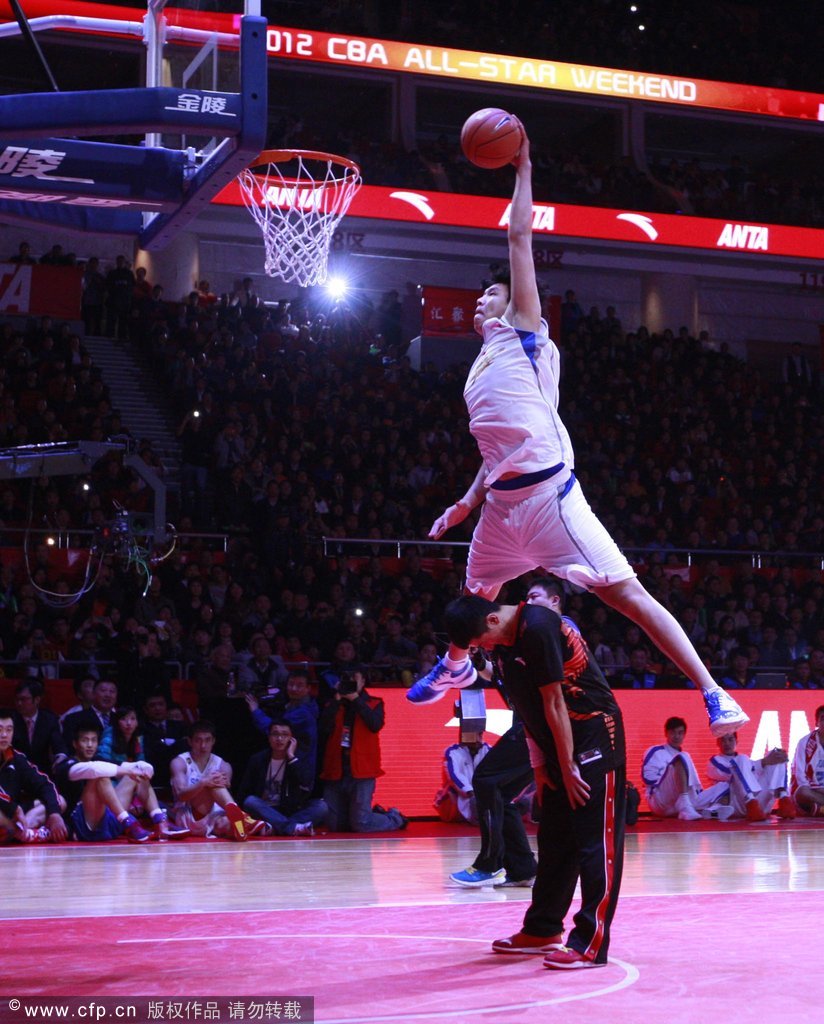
596, 577, 748, 735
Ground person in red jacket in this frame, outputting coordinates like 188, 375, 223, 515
319, 667, 406, 832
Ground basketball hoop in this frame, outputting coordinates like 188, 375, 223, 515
238, 149, 362, 287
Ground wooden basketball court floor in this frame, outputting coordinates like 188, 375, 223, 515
1, 823, 822, 1024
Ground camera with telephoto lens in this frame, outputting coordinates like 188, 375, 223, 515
337, 671, 360, 696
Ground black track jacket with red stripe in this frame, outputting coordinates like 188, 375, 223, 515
492, 603, 626, 786
0, 745, 62, 817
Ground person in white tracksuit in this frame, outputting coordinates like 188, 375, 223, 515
642, 717, 731, 820
791, 704, 824, 816
706, 732, 796, 821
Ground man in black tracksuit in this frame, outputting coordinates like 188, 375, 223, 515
443, 592, 626, 971
0, 708, 67, 843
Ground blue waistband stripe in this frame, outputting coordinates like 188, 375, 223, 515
490, 463, 565, 491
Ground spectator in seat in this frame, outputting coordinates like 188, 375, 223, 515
245, 669, 320, 780
373, 615, 419, 675
615, 646, 659, 689
788, 656, 816, 689
756, 626, 790, 669
9, 241, 35, 265
238, 634, 288, 695
239, 718, 326, 836
642, 716, 732, 821
706, 731, 795, 821
59, 675, 97, 726
808, 648, 824, 688
11, 679, 67, 776
95, 706, 188, 839
62, 678, 118, 744
141, 691, 187, 789
721, 648, 757, 690
0, 707, 67, 844
53, 717, 154, 843
791, 704, 824, 816
434, 723, 491, 825
169, 719, 264, 840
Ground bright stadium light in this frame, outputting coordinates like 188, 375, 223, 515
326, 276, 349, 301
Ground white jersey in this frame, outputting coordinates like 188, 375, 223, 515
174, 752, 228, 794
641, 743, 701, 797
707, 752, 788, 817
171, 751, 230, 836
444, 742, 490, 822
464, 316, 574, 487
792, 729, 824, 793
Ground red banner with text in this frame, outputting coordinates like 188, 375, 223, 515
217, 180, 824, 263
374, 689, 823, 817
0, 263, 83, 319
6, 4, 823, 123
421, 286, 478, 336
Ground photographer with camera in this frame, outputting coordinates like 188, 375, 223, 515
319, 666, 406, 832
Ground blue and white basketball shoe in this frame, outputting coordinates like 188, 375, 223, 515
703, 687, 749, 737
406, 656, 477, 705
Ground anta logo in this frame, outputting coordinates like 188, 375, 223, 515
716, 223, 769, 250
616, 212, 658, 240
389, 191, 435, 220
749, 709, 812, 760
499, 203, 555, 232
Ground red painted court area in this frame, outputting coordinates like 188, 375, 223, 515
0, 893, 817, 1024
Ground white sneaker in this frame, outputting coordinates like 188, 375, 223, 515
701, 805, 735, 821
293, 822, 315, 836
676, 795, 702, 821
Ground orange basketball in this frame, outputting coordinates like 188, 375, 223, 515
460, 108, 523, 169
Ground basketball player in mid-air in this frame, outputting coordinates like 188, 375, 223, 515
407, 119, 747, 738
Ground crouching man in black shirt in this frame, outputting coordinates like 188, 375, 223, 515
443, 591, 626, 970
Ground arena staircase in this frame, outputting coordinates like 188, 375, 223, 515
81, 335, 182, 498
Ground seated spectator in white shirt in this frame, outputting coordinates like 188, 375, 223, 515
642, 716, 731, 821
706, 732, 795, 821
434, 729, 491, 825
791, 704, 824, 817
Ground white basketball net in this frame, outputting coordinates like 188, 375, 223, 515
238, 151, 362, 286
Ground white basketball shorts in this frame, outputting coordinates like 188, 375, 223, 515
465, 472, 635, 600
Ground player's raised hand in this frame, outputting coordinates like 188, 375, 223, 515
428, 501, 470, 539
511, 119, 529, 167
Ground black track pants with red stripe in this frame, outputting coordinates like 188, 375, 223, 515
522, 764, 626, 964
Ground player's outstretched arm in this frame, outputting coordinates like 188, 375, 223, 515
428, 462, 488, 539
505, 127, 541, 333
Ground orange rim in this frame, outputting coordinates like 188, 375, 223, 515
246, 148, 360, 180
